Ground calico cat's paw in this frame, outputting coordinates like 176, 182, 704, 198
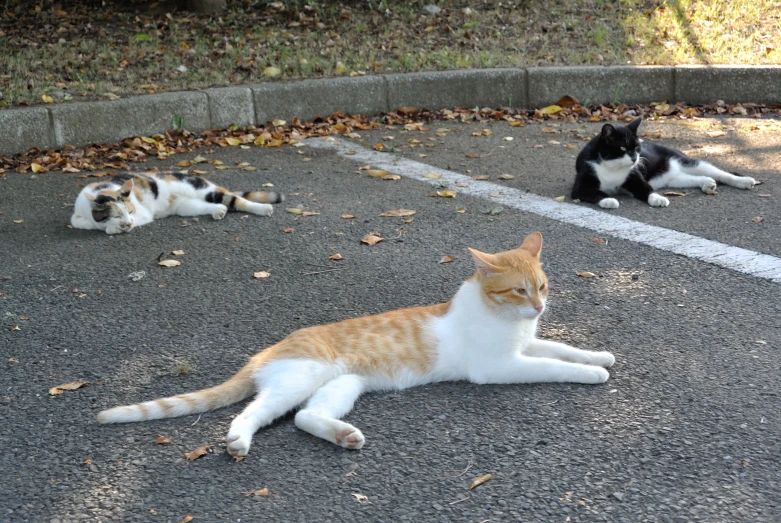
335, 426, 365, 450
598, 198, 620, 209
212, 204, 228, 220
647, 193, 669, 207
701, 178, 717, 193
588, 351, 616, 368
733, 176, 756, 190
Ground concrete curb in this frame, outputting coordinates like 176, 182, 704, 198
1, 65, 780, 156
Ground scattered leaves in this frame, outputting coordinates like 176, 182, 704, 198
361, 232, 384, 246
380, 209, 416, 217
158, 259, 181, 268
576, 271, 597, 278
366, 169, 389, 178
469, 474, 496, 489
241, 488, 269, 497
663, 191, 687, 197
253, 271, 271, 279
539, 105, 564, 115
184, 445, 210, 461
329, 253, 344, 261
171, 250, 185, 256
439, 256, 455, 264
155, 436, 171, 445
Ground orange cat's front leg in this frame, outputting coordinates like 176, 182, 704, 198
524, 339, 615, 368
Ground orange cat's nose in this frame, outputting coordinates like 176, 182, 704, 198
534, 305, 544, 312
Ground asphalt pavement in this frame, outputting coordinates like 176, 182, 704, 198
0, 116, 779, 522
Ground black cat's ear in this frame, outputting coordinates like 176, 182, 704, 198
627, 117, 643, 133
600, 124, 616, 141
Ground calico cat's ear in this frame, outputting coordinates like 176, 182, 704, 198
468, 248, 502, 277
519, 232, 543, 259
600, 124, 616, 141
85, 193, 97, 201
627, 117, 643, 133
119, 179, 134, 198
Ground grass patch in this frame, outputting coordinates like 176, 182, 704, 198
0, 0, 779, 108
172, 360, 196, 376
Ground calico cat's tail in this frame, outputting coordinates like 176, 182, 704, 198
97, 356, 263, 424
240, 190, 284, 204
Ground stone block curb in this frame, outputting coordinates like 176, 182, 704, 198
386, 69, 527, 111
675, 65, 781, 105
527, 66, 674, 107
2, 66, 780, 156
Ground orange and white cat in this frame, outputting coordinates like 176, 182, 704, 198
98, 233, 615, 456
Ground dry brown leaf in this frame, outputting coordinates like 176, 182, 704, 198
361, 232, 384, 246
341, 214, 356, 219
373, 143, 385, 151
155, 436, 171, 445
439, 256, 455, 264
509, 121, 525, 127
542, 127, 558, 134
184, 445, 210, 461
233, 456, 246, 462
191, 170, 208, 176
329, 253, 344, 261
282, 228, 295, 233
171, 250, 185, 256
456, 207, 467, 214
286, 208, 303, 215
469, 473, 496, 489
397, 106, 419, 115
8, 358, 19, 364
9, 325, 21, 332
178, 160, 192, 168
366, 169, 388, 178
31, 163, 45, 173
752, 216, 764, 223
159, 259, 181, 268
704, 190, 718, 196
49, 381, 97, 395
436, 190, 457, 198
253, 271, 271, 279
241, 488, 269, 497
422, 173, 442, 179
359, 165, 371, 170
13, 219, 23, 224
76, 171, 111, 179
465, 153, 479, 159
498, 174, 515, 180
380, 209, 416, 217
589, 238, 607, 244
663, 192, 687, 197
383, 174, 401, 181
263, 66, 281, 77
539, 105, 564, 115
455, 182, 469, 187
41, 94, 55, 104
707, 130, 727, 138
576, 271, 597, 278
553, 195, 566, 202
352, 493, 370, 504
555, 95, 580, 108
472, 175, 490, 181
225, 137, 241, 146
301, 211, 320, 217
178, 514, 195, 523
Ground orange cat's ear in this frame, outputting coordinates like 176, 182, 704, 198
519, 232, 543, 258
468, 248, 502, 277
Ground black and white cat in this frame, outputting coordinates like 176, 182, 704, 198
571, 117, 755, 209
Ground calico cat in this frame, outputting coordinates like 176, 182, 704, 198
98, 233, 616, 456
70, 172, 284, 234
572, 117, 755, 209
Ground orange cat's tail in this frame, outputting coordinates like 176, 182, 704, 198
97, 358, 261, 424
240, 190, 284, 204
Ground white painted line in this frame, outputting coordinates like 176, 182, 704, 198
307, 137, 781, 284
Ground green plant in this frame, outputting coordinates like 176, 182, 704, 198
172, 360, 196, 376
613, 82, 627, 105
172, 114, 186, 132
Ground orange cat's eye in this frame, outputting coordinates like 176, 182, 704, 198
539, 283, 546, 291
514, 288, 527, 295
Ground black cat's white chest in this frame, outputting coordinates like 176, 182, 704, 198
588, 159, 633, 194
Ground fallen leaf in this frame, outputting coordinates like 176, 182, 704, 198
366, 169, 389, 178
422, 173, 442, 179
465, 153, 479, 159
49, 381, 97, 395
335, 61, 346, 74
758, 194, 771, 198
329, 253, 343, 261
361, 232, 384, 246
654, 103, 670, 112
31, 163, 45, 173
233, 456, 245, 462
498, 174, 515, 180
178, 514, 194, 523
263, 66, 281, 77
253, 271, 271, 279
373, 143, 385, 151
302, 211, 320, 217
8, 358, 19, 364
436, 190, 457, 198
439, 256, 455, 264
576, 271, 597, 278
470, 474, 496, 489
241, 488, 269, 497
663, 191, 687, 197
13, 219, 23, 224
553, 195, 566, 202
225, 137, 241, 146
503, 136, 514, 141
158, 260, 181, 268
9, 325, 20, 331
752, 216, 764, 223
171, 250, 185, 256
184, 445, 210, 461
707, 130, 727, 138
178, 160, 192, 168
282, 228, 295, 233
191, 170, 208, 176
472, 174, 490, 181
286, 208, 303, 215
351, 493, 370, 504
397, 106, 419, 115
155, 436, 171, 445
456, 207, 467, 214
539, 104, 564, 115
555, 95, 580, 107
589, 238, 607, 244
380, 209, 416, 217
509, 121, 525, 127
76, 171, 111, 179
383, 174, 401, 181
41, 94, 54, 104
704, 190, 717, 195
455, 182, 469, 187
341, 214, 355, 219
542, 127, 558, 134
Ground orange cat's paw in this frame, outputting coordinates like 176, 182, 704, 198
334, 426, 365, 450
226, 430, 252, 457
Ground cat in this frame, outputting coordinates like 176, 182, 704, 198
571, 117, 756, 209
97, 232, 616, 457
70, 172, 284, 234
